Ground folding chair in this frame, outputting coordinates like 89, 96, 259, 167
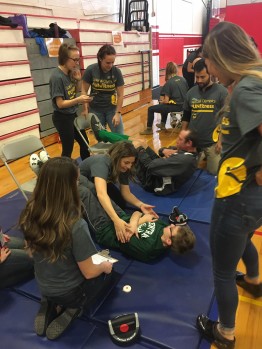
74, 114, 112, 155
0, 135, 46, 200
169, 111, 183, 136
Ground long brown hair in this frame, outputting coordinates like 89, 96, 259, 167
202, 21, 262, 81
107, 141, 137, 183
19, 157, 81, 262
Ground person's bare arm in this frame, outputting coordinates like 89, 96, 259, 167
81, 80, 91, 116
55, 95, 92, 109
112, 85, 124, 127
95, 177, 131, 243
78, 257, 112, 279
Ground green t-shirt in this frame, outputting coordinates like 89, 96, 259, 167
82, 63, 124, 111
95, 213, 168, 262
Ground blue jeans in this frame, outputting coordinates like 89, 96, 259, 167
90, 108, 124, 134
210, 182, 262, 328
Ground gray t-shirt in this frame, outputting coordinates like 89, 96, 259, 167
33, 219, 97, 297
161, 75, 188, 105
183, 83, 228, 148
49, 67, 78, 114
80, 154, 129, 185
216, 73, 262, 198
82, 63, 124, 111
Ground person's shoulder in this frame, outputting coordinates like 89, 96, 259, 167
72, 218, 88, 232
213, 82, 227, 92
86, 63, 98, 72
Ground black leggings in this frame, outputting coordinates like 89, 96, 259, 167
52, 111, 90, 160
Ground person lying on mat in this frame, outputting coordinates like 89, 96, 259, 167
79, 140, 159, 243
19, 157, 115, 341
0, 228, 34, 289
90, 114, 199, 196
79, 184, 196, 262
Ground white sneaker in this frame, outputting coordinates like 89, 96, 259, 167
29, 153, 42, 175
39, 150, 50, 163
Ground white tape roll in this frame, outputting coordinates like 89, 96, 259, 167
123, 285, 132, 293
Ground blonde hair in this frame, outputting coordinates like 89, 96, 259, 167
165, 62, 178, 81
202, 21, 262, 81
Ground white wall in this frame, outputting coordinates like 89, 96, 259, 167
153, 0, 206, 34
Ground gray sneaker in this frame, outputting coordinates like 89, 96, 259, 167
156, 123, 166, 130
90, 114, 104, 142
139, 128, 153, 135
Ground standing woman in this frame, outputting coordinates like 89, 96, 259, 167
81, 44, 125, 134
79, 141, 158, 243
19, 157, 113, 340
197, 22, 262, 349
50, 43, 93, 160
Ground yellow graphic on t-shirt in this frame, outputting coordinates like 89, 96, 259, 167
213, 124, 221, 142
191, 98, 216, 119
92, 78, 116, 91
216, 157, 247, 198
111, 94, 117, 105
66, 83, 76, 100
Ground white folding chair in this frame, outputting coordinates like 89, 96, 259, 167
169, 111, 183, 136
0, 135, 46, 200
74, 114, 112, 155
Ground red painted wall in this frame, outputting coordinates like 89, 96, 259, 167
159, 35, 202, 69
225, 3, 262, 52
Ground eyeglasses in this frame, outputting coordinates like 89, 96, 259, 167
68, 57, 80, 63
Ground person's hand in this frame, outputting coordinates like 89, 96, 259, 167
140, 204, 159, 219
114, 219, 132, 243
255, 168, 262, 186
71, 69, 82, 81
215, 141, 222, 154
125, 223, 138, 240
78, 95, 93, 104
101, 261, 113, 274
0, 247, 11, 264
3, 234, 10, 242
162, 149, 177, 158
142, 213, 158, 223
112, 113, 121, 127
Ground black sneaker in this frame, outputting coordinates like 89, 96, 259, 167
90, 114, 104, 142
236, 271, 262, 298
197, 314, 235, 349
34, 298, 57, 336
46, 307, 81, 340
169, 206, 188, 225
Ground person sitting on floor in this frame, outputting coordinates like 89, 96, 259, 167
78, 183, 196, 263
91, 114, 199, 195
140, 62, 188, 135
19, 157, 115, 340
0, 229, 34, 289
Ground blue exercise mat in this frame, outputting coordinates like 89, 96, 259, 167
0, 190, 26, 231
0, 289, 96, 349
128, 170, 202, 216
179, 171, 216, 223
91, 221, 214, 349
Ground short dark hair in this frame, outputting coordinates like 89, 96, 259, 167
185, 129, 199, 148
193, 58, 208, 74
170, 224, 196, 254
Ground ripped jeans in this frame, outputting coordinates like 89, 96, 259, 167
210, 182, 262, 328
